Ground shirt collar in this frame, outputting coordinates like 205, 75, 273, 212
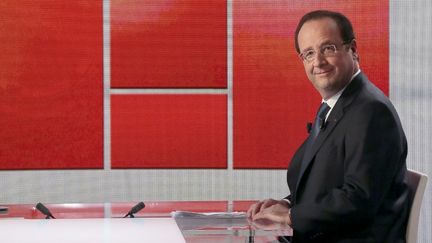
322, 69, 361, 109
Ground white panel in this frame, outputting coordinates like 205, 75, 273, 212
390, 1, 432, 242
0, 170, 287, 203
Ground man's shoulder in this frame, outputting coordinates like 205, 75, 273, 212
348, 75, 394, 112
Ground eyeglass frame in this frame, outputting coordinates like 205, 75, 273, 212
298, 39, 354, 63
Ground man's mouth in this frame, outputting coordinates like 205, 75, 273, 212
314, 69, 332, 75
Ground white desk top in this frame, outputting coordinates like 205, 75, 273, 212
0, 218, 185, 243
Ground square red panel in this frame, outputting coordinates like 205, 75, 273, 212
111, 95, 227, 168
111, 0, 227, 88
233, 0, 389, 168
0, 1, 103, 169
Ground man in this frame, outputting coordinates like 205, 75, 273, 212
247, 10, 409, 242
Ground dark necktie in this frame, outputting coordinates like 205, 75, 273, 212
310, 102, 331, 141
297, 102, 331, 181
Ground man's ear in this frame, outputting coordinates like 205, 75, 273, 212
350, 39, 359, 61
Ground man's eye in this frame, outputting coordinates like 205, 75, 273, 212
304, 50, 315, 58
322, 45, 336, 53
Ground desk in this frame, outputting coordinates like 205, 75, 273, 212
0, 218, 185, 243
0, 201, 292, 242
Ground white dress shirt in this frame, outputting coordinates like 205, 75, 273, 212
322, 69, 361, 121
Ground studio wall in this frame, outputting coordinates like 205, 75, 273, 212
1, 0, 430, 242
1, 0, 387, 170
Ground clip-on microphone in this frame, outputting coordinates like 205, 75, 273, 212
306, 122, 312, 133
0, 206, 8, 213
36, 202, 55, 219
123, 201, 145, 218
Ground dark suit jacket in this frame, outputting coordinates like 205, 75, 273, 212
286, 73, 409, 243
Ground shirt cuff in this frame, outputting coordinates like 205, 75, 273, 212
282, 198, 292, 207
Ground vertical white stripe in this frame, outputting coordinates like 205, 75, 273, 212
227, 0, 234, 171
104, 202, 111, 218
103, 0, 111, 170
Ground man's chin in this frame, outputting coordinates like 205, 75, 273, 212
312, 79, 333, 90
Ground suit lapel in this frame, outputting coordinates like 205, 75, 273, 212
294, 73, 366, 197
294, 107, 344, 194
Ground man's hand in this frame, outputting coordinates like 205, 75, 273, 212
247, 199, 290, 221
247, 199, 291, 224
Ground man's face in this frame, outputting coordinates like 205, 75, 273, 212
297, 17, 358, 99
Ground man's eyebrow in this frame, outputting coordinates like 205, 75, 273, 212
300, 40, 335, 53
300, 46, 314, 53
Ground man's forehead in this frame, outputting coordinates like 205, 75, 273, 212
297, 18, 342, 49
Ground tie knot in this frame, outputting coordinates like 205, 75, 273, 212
316, 102, 330, 120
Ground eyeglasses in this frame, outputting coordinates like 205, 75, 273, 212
299, 41, 352, 63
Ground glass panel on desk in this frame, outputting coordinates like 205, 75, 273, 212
172, 210, 292, 243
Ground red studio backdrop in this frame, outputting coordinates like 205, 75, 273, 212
110, 95, 227, 169
233, 0, 389, 168
110, 0, 227, 88
0, 0, 388, 170
0, 1, 103, 169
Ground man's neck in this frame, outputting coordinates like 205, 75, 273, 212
322, 69, 361, 101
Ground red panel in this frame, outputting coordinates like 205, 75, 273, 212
0, 204, 105, 219
233, 1, 389, 168
111, 0, 227, 88
0, 1, 103, 169
111, 95, 227, 168
232, 200, 257, 212
111, 201, 228, 217
0, 202, 229, 219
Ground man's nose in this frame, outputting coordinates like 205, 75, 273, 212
312, 52, 327, 66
